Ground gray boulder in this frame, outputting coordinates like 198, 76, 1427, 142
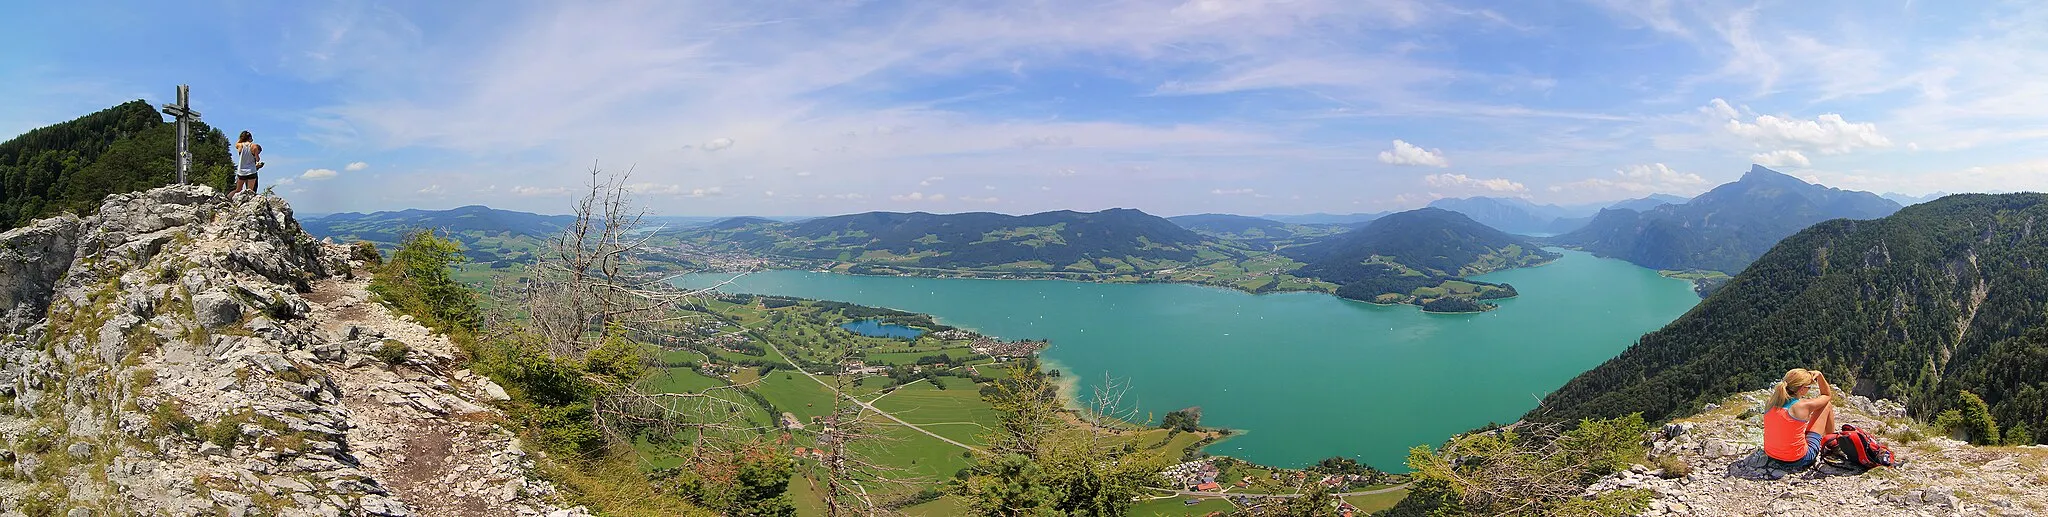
193, 290, 245, 329
0, 214, 82, 333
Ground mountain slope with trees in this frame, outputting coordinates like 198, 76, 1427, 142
1607, 194, 1691, 212
0, 100, 236, 228
676, 208, 1239, 274
1166, 213, 1348, 249
1530, 193, 2048, 446
1283, 208, 1560, 310
302, 205, 578, 266
1553, 165, 1902, 274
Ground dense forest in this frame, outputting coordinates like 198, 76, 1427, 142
1532, 193, 2048, 445
0, 100, 235, 228
1165, 213, 1348, 249
676, 208, 1230, 271
1287, 208, 1554, 304
1553, 165, 1901, 273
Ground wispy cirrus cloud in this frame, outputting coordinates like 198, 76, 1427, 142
21, 0, 2042, 214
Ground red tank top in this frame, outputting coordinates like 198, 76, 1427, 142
1763, 402, 1809, 461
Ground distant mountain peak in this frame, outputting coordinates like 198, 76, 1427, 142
1556, 165, 1900, 273
1741, 164, 1804, 183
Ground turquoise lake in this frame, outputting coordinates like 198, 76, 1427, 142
674, 250, 1699, 470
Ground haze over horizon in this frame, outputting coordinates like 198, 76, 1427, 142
6, 1, 2046, 217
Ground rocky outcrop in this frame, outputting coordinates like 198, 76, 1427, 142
1587, 390, 2046, 516
0, 186, 586, 516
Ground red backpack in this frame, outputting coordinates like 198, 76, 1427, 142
1821, 424, 1896, 469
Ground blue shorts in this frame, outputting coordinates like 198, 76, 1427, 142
1780, 432, 1823, 469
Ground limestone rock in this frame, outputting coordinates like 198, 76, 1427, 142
193, 290, 245, 329
1586, 388, 2048, 517
0, 214, 81, 333
0, 186, 584, 515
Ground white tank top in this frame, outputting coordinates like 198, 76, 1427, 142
237, 142, 259, 169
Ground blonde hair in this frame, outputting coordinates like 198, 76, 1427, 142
1768, 368, 1818, 409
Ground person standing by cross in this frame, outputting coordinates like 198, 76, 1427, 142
230, 130, 264, 198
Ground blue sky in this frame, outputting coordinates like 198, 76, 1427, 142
5, 0, 2046, 216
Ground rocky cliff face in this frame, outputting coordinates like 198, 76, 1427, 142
1588, 390, 2045, 516
0, 186, 583, 516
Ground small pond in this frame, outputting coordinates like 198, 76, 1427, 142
839, 319, 925, 339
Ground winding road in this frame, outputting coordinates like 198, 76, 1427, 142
756, 329, 988, 454
739, 316, 1407, 501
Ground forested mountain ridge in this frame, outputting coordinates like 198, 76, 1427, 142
0, 100, 235, 228
1166, 213, 1348, 249
301, 205, 578, 265
1530, 193, 2048, 445
1282, 208, 1559, 310
304, 205, 575, 243
1606, 193, 1690, 212
674, 208, 1238, 273
1554, 165, 1902, 273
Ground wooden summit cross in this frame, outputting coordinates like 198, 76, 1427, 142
159, 84, 200, 184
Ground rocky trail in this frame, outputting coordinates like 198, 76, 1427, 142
0, 186, 588, 516
1588, 390, 2047, 517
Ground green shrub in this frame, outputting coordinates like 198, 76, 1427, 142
372, 340, 410, 365
1397, 413, 1651, 515
199, 414, 246, 451
1887, 425, 1924, 445
1956, 391, 2001, 445
148, 401, 198, 438
1654, 454, 1691, 479
2005, 422, 2034, 446
368, 230, 478, 335
1559, 412, 1649, 479
351, 241, 383, 265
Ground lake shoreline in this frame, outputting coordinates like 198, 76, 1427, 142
672, 251, 1701, 470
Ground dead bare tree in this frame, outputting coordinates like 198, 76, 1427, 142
818, 353, 919, 516
506, 164, 772, 462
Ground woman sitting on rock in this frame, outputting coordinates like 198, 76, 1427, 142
1764, 368, 1838, 469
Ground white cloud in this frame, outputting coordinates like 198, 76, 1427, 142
1423, 173, 1524, 193
1015, 135, 1074, 148
1801, 158, 2048, 195
1723, 112, 1891, 155
919, 176, 945, 186
512, 186, 570, 197
1548, 163, 1709, 199
1378, 140, 1449, 167
890, 192, 946, 201
1211, 188, 1256, 196
302, 169, 338, 180
764, 190, 775, 197
795, 171, 813, 177
1699, 98, 1742, 120
631, 183, 726, 197
832, 193, 866, 200
418, 184, 443, 194
702, 137, 734, 151
984, 185, 996, 190
960, 196, 1001, 204
1750, 149, 1811, 168
345, 161, 369, 171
